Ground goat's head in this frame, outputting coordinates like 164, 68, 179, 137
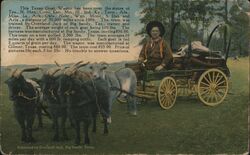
57, 61, 89, 96
89, 62, 109, 79
39, 66, 62, 93
4, 67, 39, 101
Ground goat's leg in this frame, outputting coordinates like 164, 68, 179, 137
106, 96, 114, 124
126, 96, 131, 112
61, 115, 69, 140
92, 113, 97, 133
36, 105, 43, 128
128, 96, 137, 116
74, 121, 80, 145
17, 117, 27, 142
69, 118, 75, 128
83, 121, 90, 145
26, 115, 36, 143
103, 117, 108, 135
52, 117, 59, 141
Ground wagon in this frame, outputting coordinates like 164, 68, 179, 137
125, 22, 231, 109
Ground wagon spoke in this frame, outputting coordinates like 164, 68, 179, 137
164, 81, 169, 90
202, 94, 210, 101
208, 93, 213, 103
166, 85, 170, 92
212, 71, 215, 82
164, 98, 169, 107
207, 94, 213, 103
160, 95, 166, 102
160, 89, 165, 93
168, 94, 174, 103
207, 73, 213, 83
201, 94, 210, 102
199, 86, 210, 90
209, 92, 214, 102
160, 94, 165, 99
215, 75, 224, 85
161, 96, 166, 103
200, 81, 210, 87
161, 82, 166, 90
203, 75, 211, 84
168, 96, 174, 106
169, 83, 174, 90
214, 72, 220, 83
214, 90, 222, 100
170, 89, 176, 95
167, 99, 172, 107
213, 92, 219, 102
212, 92, 217, 103
216, 80, 226, 86
160, 93, 165, 96
161, 84, 166, 91
169, 80, 173, 88
200, 89, 209, 96
216, 86, 227, 89
217, 89, 226, 95
165, 80, 170, 87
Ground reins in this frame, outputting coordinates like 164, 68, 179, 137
17, 90, 38, 101
17, 82, 39, 101
50, 89, 57, 100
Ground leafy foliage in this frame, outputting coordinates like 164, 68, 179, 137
136, 0, 249, 56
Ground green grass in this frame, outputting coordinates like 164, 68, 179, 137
0, 57, 249, 154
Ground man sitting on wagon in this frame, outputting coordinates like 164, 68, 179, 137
138, 21, 173, 71
127, 21, 173, 81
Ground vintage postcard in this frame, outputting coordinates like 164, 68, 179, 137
0, 0, 249, 154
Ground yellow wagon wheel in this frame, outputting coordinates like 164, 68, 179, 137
197, 68, 229, 106
157, 77, 178, 109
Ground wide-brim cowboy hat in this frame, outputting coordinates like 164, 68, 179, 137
146, 21, 165, 37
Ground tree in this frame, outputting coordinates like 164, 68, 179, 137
228, 2, 250, 56
136, 0, 221, 45
136, 0, 249, 56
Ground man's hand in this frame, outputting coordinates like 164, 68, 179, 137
155, 65, 164, 71
138, 57, 145, 63
138, 58, 147, 67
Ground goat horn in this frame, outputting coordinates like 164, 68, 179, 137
47, 67, 61, 76
9, 68, 17, 77
54, 61, 61, 67
99, 61, 109, 65
63, 60, 83, 75
64, 67, 76, 76
13, 67, 39, 77
77, 62, 90, 69
21, 67, 40, 73
73, 61, 84, 67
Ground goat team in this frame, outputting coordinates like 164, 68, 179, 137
4, 61, 137, 146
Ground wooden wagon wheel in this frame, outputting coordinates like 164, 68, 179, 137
197, 68, 229, 106
157, 77, 178, 109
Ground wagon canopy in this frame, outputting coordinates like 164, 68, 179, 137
170, 22, 231, 61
